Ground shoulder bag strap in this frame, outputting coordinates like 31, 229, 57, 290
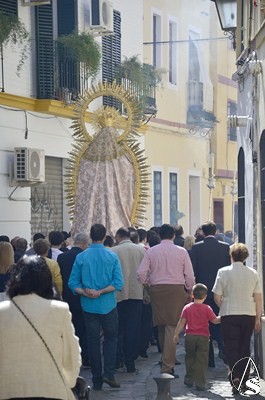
11, 299, 66, 385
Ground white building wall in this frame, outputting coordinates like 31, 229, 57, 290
0, 106, 73, 241
1, 5, 34, 97
237, 44, 265, 375
0, 0, 144, 243
114, 0, 143, 61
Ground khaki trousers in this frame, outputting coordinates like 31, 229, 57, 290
185, 334, 209, 387
158, 325, 176, 373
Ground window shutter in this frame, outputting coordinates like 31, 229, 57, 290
35, 4, 54, 99
0, 0, 17, 15
102, 10, 121, 107
57, 0, 76, 36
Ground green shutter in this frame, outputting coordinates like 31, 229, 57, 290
102, 10, 121, 107
36, 4, 54, 99
0, 0, 17, 15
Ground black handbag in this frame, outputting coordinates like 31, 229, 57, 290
73, 376, 90, 400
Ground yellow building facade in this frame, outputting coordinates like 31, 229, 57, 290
142, 0, 238, 236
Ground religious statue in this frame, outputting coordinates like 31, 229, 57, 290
65, 81, 149, 237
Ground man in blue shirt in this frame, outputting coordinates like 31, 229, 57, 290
69, 224, 124, 391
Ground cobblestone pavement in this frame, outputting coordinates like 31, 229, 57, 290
80, 337, 265, 399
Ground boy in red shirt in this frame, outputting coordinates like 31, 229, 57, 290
173, 283, 220, 391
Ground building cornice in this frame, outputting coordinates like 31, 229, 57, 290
0, 92, 78, 118
0, 92, 148, 133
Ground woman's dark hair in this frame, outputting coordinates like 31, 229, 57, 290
137, 228, 147, 242
146, 229, 159, 243
7, 255, 54, 300
103, 235, 114, 247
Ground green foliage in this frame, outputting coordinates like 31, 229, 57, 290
116, 55, 165, 88
57, 31, 101, 78
0, 11, 30, 75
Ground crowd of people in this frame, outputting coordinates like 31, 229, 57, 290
0, 221, 262, 398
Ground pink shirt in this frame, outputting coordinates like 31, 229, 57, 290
137, 239, 195, 290
181, 302, 217, 337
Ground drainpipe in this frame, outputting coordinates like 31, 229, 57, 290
1, 44, 4, 92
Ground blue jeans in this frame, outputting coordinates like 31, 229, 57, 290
83, 307, 118, 387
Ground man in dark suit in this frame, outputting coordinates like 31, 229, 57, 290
57, 232, 90, 367
190, 221, 231, 367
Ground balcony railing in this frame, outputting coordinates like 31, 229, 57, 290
121, 77, 157, 116
0, 38, 158, 112
36, 40, 91, 102
187, 80, 217, 128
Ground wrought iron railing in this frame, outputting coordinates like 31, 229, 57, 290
121, 77, 157, 116
36, 40, 91, 102
0, 38, 157, 112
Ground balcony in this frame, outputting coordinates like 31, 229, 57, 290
187, 80, 216, 128
187, 80, 203, 108
121, 77, 157, 117
36, 43, 158, 116
36, 40, 91, 102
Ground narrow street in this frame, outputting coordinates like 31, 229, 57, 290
80, 336, 265, 399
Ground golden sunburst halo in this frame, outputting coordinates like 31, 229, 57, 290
65, 81, 150, 227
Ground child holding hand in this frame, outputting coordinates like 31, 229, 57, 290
173, 283, 220, 391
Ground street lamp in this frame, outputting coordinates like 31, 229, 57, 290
211, 0, 237, 50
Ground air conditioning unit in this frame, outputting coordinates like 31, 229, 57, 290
90, 0, 113, 33
14, 148, 45, 183
22, 0, 52, 6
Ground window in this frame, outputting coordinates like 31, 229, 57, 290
187, 31, 203, 122
153, 171, 162, 226
153, 14, 162, 68
227, 101, 237, 141
57, 0, 76, 36
169, 21, 177, 85
169, 173, 178, 224
188, 32, 200, 82
213, 199, 224, 226
102, 10, 121, 108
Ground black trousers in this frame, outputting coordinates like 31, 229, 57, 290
71, 308, 89, 364
139, 302, 153, 354
221, 314, 255, 381
116, 299, 142, 368
205, 297, 223, 366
